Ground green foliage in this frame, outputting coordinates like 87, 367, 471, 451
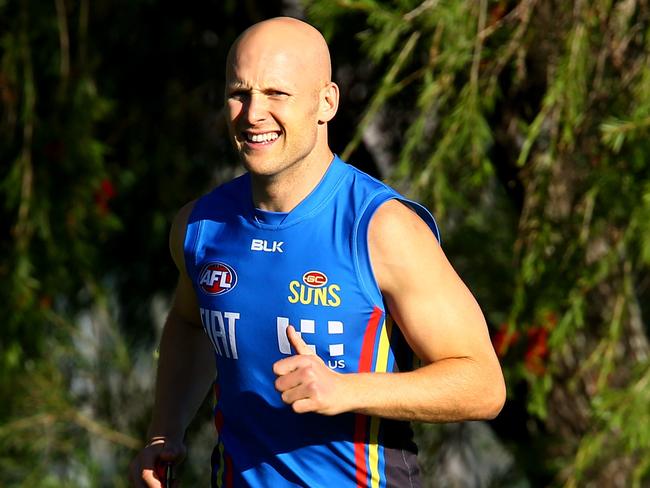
1, 0, 118, 428
1, 0, 239, 485
308, 0, 650, 485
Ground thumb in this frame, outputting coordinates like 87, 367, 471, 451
287, 325, 314, 355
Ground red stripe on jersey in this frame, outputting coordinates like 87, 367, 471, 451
354, 414, 369, 487
225, 454, 233, 488
354, 306, 383, 488
359, 307, 383, 373
214, 410, 224, 432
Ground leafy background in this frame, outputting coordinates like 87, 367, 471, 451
1, 0, 649, 486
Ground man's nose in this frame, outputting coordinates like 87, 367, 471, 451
242, 94, 268, 124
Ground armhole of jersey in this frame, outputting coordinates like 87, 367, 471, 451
183, 203, 203, 288
401, 199, 441, 243
353, 191, 441, 307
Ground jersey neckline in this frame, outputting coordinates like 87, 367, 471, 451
253, 208, 288, 226
246, 155, 346, 229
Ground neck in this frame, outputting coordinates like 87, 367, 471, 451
251, 149, 334, 213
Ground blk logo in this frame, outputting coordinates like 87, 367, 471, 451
251, 239, 284, 253
199, 262, 237, 295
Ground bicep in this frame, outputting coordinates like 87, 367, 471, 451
169, 272, 203, 329
369, 200, 496, 364
167, 200, 202, 329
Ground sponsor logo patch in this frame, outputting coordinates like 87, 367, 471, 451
199, 262, 238, 295
200, 308, 240, 359
277, 316, 346, 369
251, 239, 284, 253
303, 270, 327, 287
288, 270, 340, 307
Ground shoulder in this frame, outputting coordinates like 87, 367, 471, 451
368, 199, 443, 297
189, 173, 250, 221
368, 199, 440, 254
369, 198, 435, 233
340, 161, 438, 234
168, 174, 250, 273
341, 160, 390, 193
169, 200, 197, 276
334, 160, 403, 220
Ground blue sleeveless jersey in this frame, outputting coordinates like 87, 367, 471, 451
184, 156, 439, 488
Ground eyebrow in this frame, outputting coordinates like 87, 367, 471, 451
226, 81, 248, 89
226, 81, 298, 94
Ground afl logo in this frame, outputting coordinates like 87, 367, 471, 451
303, 271, 328, 288
199, 262, 238, 295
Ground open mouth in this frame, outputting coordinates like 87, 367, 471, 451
243, 131, 280, 144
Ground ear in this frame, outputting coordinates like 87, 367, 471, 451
318, 82, 339, 124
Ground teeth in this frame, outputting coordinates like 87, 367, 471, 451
248, 132, 279, 143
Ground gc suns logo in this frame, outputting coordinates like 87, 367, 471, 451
198, 262, 238, 295
288, 270, 341, 307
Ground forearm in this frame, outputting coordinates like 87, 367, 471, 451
338, 357, 505, 423
147, 313, 216, 440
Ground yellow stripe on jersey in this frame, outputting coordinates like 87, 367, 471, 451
216, 441, 225, 487
369, 318, 393, 488
369, 417, 381, 488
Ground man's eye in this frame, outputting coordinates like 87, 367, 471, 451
229, 91, 248, 100
269, 91, 288, 98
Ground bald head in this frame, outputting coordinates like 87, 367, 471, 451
224, 17, 339, 182
227, 17, 332, 88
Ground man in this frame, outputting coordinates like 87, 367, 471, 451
130, 16, 505, 488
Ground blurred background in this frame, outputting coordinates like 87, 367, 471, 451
1, 0, 649, 486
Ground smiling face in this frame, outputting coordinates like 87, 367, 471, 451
225, 18, 338, 179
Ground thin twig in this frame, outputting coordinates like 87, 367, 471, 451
69, 410, 142, 450
403, 0, 439, 22
54, 0, 70, 82
471, 0, 488, 92
15, 1, 35, 252
478, 0, 534, 40
341, 31, 421, 160
486, 0, 537, 83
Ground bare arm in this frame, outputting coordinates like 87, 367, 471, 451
130, 201, 215, 487
147, 277, 216, 440
274, 200, 505, 423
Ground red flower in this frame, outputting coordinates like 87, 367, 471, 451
95, 178, 116, 214
524, 327, 549, 376
493, 323, 520, 357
